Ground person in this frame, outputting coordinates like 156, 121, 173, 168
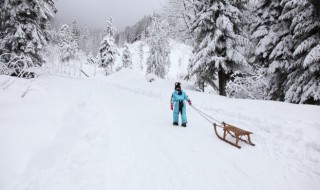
170, 82, 192, 127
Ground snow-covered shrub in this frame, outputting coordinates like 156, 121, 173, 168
0, 58, 9, 75
146, 73, 158, 82
87, 54, 97, 65
226, 67, 269, 100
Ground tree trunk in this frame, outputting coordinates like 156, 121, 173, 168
201, 81, 205, 92
218, 68, 227, 96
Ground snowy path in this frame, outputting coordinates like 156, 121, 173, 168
1, 71, 320, 190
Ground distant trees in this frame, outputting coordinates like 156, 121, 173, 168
0, 0, 56, 77
122, 44, 133, 69
117, 15, 153, 46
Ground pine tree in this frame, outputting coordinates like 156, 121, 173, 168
146, 17, 171, 79
99, 18, 119, 75
250, 0, 291, 100
0, 0, 56, 76
279, 0, 320, 104
250, 0, 288, 67
188, 0, 250, 95
122, 44, 133, 68
250, 0, 320, 104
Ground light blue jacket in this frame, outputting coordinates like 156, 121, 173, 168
171, 90, 190, 104
171, 90, 190, 123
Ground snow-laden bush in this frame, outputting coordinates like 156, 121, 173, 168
146, 73, 159, 82
87, 54, 97, 65
0, 58, 9, 75
226, 67, 269, 100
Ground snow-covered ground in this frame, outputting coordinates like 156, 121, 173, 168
1, 69, 320, 190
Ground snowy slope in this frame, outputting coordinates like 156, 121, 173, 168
1, 69, 320, 190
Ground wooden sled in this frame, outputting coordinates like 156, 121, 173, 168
213, 122, 255, 149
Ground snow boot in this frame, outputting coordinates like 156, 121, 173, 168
173, 122, 178, 126
181, 123, 187, 127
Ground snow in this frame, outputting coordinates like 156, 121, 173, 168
1, 69, 320, 190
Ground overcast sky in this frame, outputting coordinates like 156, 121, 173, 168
54, 0, 166, 32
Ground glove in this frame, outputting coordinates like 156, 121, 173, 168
170, 104, 173, 110
188, 100, 192, 106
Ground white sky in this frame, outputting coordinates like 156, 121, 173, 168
54, 0, 166, 32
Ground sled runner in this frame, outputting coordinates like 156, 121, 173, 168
213, 122, 255, 149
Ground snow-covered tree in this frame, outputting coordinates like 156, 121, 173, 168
0, 0, 56, 76
71, 20, 80, 49
99, 18, 119, 75
249, 0, 290, 100
188, 0, 250, 96
162, 0, 195, 44
104, 17, 116, 38
99, 36, 119, 73
279, 0, 320, 104
146, 17, 171, 78
59, 25, 77, 63
122, 44, 132, 68
250, 0, 288, 67
139, 42, 144, 70
249, 0, 320, 104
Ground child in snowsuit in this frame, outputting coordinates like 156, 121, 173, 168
170, 82, 192, 127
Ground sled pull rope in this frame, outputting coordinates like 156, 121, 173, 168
190, 105, 224, 128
